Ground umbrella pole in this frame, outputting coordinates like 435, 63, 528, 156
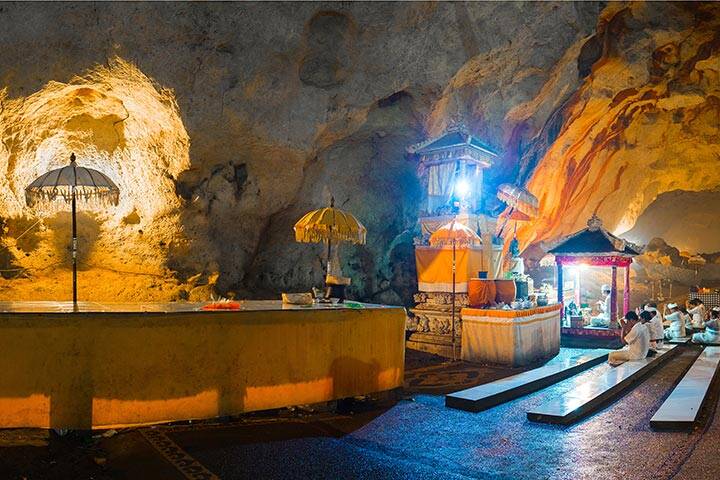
452, 237, 456, 361
71, 187, 78, 311
497, 207, 514, 238
326, 237, 332, 278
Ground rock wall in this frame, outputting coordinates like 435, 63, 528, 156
0, 1, 717, 304
516, 2, 720, 252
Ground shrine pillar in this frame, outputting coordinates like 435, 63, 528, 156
610, 266, 618, 328
556, 260, 564, 321
623, 264, 631, 315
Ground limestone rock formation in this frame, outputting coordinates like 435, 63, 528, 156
516, 2, 720, 252
0, 1, 717, 304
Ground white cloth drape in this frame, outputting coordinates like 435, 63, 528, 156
427, 162, 456, 199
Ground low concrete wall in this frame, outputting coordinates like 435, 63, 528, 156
0, 304, 405, 429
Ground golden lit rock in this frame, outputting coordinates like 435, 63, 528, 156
0, 58, 191, 301
517, 3, 720, 254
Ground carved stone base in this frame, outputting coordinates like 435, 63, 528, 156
406, 331, 460, 358
406, 292, 466, 358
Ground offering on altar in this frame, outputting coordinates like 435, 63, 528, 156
201, 299, 243, 310
282, 292, 314, 305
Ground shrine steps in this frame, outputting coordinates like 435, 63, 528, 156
445, 349, 610, 413
650, 346, 720, 430
561, 327, 622, 349
526, 345, 680, 425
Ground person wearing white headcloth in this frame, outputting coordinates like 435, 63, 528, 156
645, 303, 664, 349
644, 302, 663, 324
590, 284, 612, 327
692, 307, 720, 344
663, 302, 685, 340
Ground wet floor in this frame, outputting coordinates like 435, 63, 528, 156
2, 347, 719, 479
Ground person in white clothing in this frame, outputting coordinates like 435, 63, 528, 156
608, 311, 651, 365
692, 307, 720, 344
644, 302, 663, 324
687, 298, 707, 330
590, 284, 612, 327
645, 304, 664, 349
663, 302, 685, 339
680, 306, 693, 333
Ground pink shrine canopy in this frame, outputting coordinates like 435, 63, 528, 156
548, 215, 642, 325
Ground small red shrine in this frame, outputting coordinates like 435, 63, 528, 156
549, 215, 641, 328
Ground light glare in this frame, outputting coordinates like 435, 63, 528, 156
455, 178, 471, 198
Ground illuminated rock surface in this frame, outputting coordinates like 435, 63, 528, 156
0, 2, 717, 303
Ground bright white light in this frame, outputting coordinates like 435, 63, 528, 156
455, 178, 471, 198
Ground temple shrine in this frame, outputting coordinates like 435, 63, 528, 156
405, 125, 504, 356
549, 215, 641, 342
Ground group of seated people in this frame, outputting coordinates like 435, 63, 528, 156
608, 299, 720, 365
664, 298, 719, 344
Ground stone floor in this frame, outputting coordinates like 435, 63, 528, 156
1, 347, 719, 479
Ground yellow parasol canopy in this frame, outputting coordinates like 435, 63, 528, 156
294, 198, 366, 245
429, 219, 481, 248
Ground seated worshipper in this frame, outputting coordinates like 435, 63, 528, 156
645, 302, 663, 324
663, 303, 686, 340
708, 307, 720, 329
590, 284, 613, 327
692, 307, 720, 345
645, 305, 664, 350
680, 306, 693, 333
609, 311, 651, 365
619, 311, 640, 342
687, 298, 707, 331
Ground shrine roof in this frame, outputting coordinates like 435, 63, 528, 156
407, 126, 498, 157
548, 215, 642, 257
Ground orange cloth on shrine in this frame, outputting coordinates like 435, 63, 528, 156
494, 280, 517, 304
468, 279, 496, 307
415, 246, 485, 293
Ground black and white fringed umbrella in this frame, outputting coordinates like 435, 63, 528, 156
25, 152, 120, 309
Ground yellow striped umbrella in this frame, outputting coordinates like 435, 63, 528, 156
429, 220, 481, 248
294, 198, 366, 245
294, 198, 366, 284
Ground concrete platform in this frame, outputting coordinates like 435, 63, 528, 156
0, 301, 405, 429
527, 345, 680, 425
445, 349, 610, 412
651, 346, 720, 430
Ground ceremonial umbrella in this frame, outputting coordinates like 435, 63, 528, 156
25, 153, 120, 309
429, 219, 481, 360
497, 184, 539, 237
497, 183, 539, 216
294, 197, 366, 282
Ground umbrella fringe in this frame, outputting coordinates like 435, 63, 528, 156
26, 186, 119, 208
429, 239, 481, 248
294, 226, 366, 244
293, 206, 367, 245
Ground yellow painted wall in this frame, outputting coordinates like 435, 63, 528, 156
0, 306, 405, 429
